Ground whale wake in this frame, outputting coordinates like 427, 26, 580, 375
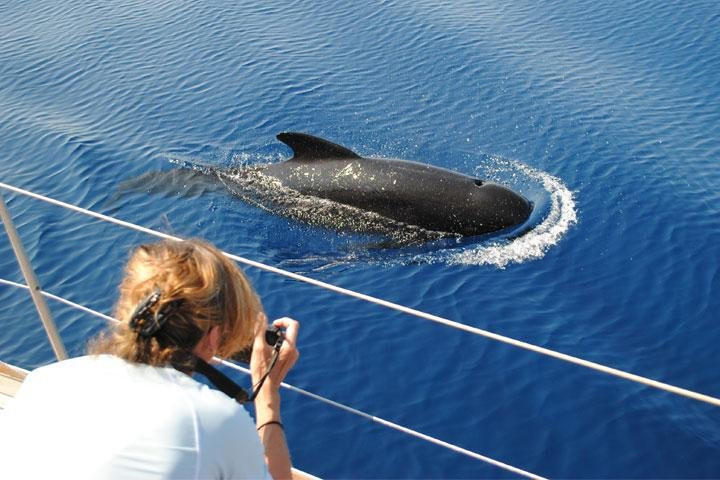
447, 159, 577, 268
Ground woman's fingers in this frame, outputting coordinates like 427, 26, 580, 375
273, 317, 298, 345
270, 317, 300, 382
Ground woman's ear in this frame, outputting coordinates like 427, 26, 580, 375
193, 326, 222, 361
207, 325, 222, 353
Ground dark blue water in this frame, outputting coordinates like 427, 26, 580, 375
1, 0, 719, 477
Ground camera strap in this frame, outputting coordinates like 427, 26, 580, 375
185, 341, 282, 404
190, 355, 251, 404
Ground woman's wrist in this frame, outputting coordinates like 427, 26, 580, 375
254, 388, 282, 424
254, 382, 280, 404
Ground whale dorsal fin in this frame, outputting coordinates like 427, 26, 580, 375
277, 132, 361, 161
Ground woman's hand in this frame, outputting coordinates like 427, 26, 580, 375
250, 315, 300, 399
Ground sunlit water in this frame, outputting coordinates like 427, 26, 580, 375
1, 1, 719, 478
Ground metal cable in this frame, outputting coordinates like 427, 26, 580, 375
216, 359, 545, 479
2, 181, 720, 409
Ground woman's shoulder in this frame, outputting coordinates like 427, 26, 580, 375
25, 355, 252, 423
23, 355, 105, 383
29, 354, 125, 372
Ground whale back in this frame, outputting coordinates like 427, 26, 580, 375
269, 132, 531, 236
277, 132, 361, 161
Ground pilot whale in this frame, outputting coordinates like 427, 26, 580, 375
260, 132, 532, 236
119, 132, 532, 239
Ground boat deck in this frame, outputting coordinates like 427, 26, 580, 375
0, 362, 27, 410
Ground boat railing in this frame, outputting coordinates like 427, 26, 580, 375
2, 181, 719, 479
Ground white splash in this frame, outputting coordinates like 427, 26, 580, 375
449, 162, 577, 268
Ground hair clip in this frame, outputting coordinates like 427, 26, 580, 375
129, 288, 169, 337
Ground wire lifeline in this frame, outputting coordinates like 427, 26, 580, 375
217, 359, 546, 480
0, 278, 544, 480
0, 278, 116, 322
2, 181, 720, 409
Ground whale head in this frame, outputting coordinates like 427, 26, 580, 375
460, 181, 532, 235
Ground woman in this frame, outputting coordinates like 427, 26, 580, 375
0, 239, 299, 479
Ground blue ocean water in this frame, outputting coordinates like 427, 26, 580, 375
1, 0, 719, 477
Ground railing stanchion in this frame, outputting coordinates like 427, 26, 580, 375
0, 192, 68, 361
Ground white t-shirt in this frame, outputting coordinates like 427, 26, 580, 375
0, 355, 268, 479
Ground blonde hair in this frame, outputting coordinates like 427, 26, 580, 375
90, 239, 262, 366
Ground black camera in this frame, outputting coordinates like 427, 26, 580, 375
232, 326, 284, 364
